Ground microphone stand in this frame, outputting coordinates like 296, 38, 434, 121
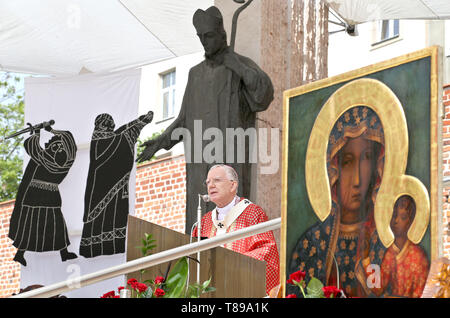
196, 195, 202, 294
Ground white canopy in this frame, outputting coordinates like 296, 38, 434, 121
0, 0, 212, 76
2, 0, 449, 77
326, 0, 450, 25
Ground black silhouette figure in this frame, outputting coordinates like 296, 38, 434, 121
9, 124, 78, 266
80, 111, 153, 258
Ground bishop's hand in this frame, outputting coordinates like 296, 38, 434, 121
222, 51, 242, 75
223, 52, 257, 90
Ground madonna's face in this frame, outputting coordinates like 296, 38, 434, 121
338, 136, 376, 214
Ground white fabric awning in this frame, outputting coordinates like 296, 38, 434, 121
326, 0, 450, 25
3, 0, 448, 77
0, 0, 212, 76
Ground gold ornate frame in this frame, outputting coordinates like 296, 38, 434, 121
280, 46, 442, 296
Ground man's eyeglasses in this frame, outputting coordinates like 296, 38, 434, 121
204, 177, 234, 187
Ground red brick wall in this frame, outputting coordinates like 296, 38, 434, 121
134, 154, 186, 233
0, 200, 20, 297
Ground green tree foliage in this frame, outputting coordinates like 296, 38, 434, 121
0, 72, 25, 202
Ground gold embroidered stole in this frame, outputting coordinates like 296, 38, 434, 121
209, 198, 252, 249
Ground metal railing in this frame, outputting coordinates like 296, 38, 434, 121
12, 217, 281, 298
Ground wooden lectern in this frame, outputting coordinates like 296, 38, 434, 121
126, 215, 267, 298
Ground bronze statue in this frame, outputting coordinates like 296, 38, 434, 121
138, 4, 273, 232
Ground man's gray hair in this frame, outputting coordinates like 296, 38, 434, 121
209, 164, 239, 186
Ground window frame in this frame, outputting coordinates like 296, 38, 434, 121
160, 69, 176, 121
372, 19, 400, 46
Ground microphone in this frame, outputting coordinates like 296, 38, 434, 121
200, 194, 210, 202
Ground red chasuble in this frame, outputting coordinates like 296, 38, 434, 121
193, 198, 280, 295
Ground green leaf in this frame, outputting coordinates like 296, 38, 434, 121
204, 287, 216, 293
163, 257, 189, 298
202, 277, 212, 289
306, 277, 324, 298
143, 279, 153, 285
187, 285, 200, 298
136, 233, 157, 257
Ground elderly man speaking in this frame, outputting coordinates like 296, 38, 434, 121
193, 164, 280, 295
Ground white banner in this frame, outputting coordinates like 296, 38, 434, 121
20, 68, 141, 298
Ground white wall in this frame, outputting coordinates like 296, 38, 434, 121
329, 20, 430, 77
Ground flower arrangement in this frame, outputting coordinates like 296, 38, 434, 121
285, 270, 345, 298
125, 277, 165, 298
431, 262, 450, 298
100, 233, 215, 298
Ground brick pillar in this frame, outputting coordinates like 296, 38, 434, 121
257, 0, 329, 246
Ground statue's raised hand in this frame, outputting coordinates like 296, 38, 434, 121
137, 138, 159, 163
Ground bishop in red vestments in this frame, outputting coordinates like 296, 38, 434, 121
192, 165, 280, 295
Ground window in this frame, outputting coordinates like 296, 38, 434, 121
377, 20, 399, 43
161, 70, 176, 120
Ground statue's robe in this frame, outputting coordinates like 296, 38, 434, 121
153, 48, 274, 232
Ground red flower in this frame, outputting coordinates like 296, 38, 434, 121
118, 286, 124, 293
154, 288, 165, 297
100, 291, 116, 298
135, 283, 148, 293
286, 294, 297, 298
287, 270, 306, 285
322, 286, 342, 298
127, 278, 138, 287
154, 276, 165, 285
